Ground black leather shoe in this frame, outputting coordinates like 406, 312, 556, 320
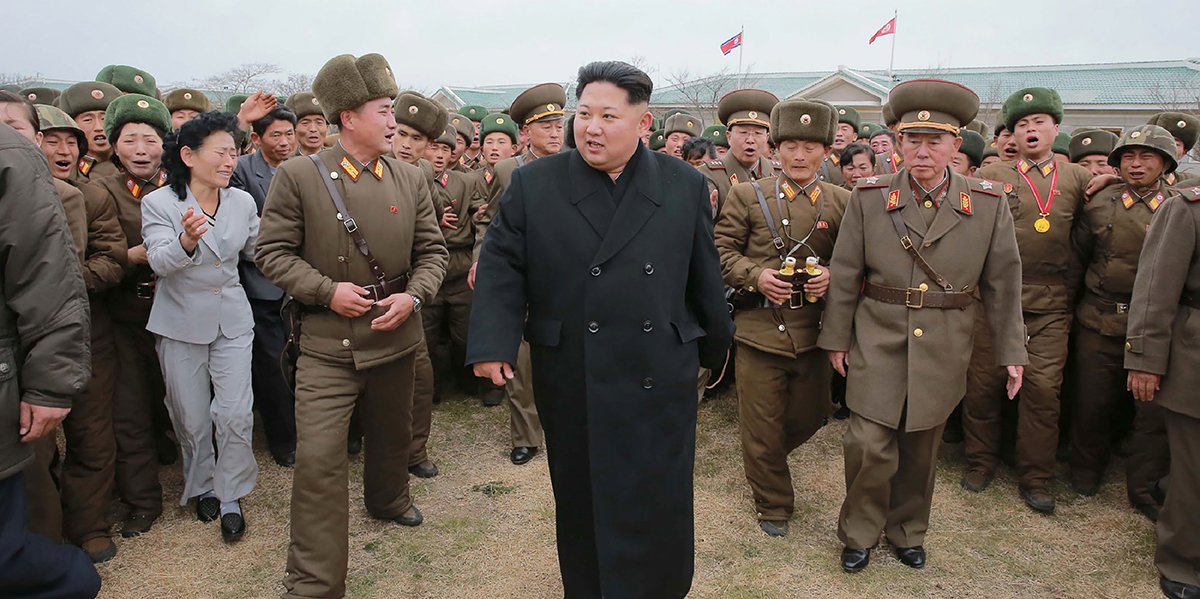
1150, 479, 1167, 505
841, 546, 871, 573
511, 446, 538, 465
1134, 501, 1161, 523
220, 512, 245, 542
347, 437, 363, 455
394, 505, 424, 527
197, 496, 220, 522
481, 388, 504, 407
1161, 576, 1200, 599
408, 461, 439, 479
759, 520, 788, 537
1020, 487, 1056, 514
833, 406, 851, 421
893, 545, 926, 569
119, 513, 158, 538
272, 450, 296, 468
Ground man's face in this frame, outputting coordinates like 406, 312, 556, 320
950, 151, 975, 176
470, 121, 481, 151
1076, 155, 1114, 177
74, 109, 109, 155
1013, 114, 1058, 159
995, 130, 1018, 160
341, 97, 397, 158
840, 150, 875, 187
727, 124, 768, 167
899, 131, 959, 183
425, 142, 453, 174
981, 154, 1002, 168
171, 109, 201, 130
778, 139, 828, 184
870, 133, 893, 155
296, 115, 328, 154
527, 119, 563, 155
1173, 136, 1186, 159
833, 123, 857, 150
41, 130, 80, 179
453, 133, 469, 163
113, 122, 164, 180
481, 132, 515, 166
254, 118, 296, 167
575, 80, 650, 176
1119, 149, 1166, 188
665, 132, 690, 158
391, 123, 429, 164
0, 104, 40, 144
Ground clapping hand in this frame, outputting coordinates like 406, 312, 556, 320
179, 206, 208, 253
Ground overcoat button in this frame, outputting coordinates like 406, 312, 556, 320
642, 377, 654, 389
642, 320, 653, 332
342, 339, 351, 347
590, 266, 601, 276
918, 283, 929, 291
913, 328, 924, 337
212, 288, 220, 294
588, 321, 599, 333
0, 363, 9, 374
644, 263, 654, 275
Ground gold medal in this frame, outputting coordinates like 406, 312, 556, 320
1034, 217, 1051, 233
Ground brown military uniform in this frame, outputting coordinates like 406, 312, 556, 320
69, 155, 119, 186
715, 176, 848, 523
86, 170, 168, 522
473, 149, 543, 449
698, 155, 781, 217
256, 142, 447, 599
874, 151, 903, 175
1124, 187, 1200, 588
1067, 182, 1179, 498
818, 170, 1026, 549
964, 158, 1092, 493
819, 152, 846, 186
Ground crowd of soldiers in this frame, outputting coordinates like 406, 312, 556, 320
1, 54, 1199, 599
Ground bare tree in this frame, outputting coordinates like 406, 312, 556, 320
0, 73, 35, 86
199, 63, 282, 93
629, 55, 657, 82
272, 72, 314, 97
659, 67, 761, 120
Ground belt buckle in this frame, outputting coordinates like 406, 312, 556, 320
343, 218, 359, 234
365, 285, 382, 303
1116, 302, 1129, 314
905, 287, 925, 309
136, 282, 155, 300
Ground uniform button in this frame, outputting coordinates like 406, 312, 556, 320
588, 321, 599, 333
778, 324, 786, 332
913, 328, 924, 338
590, 266, 601, 277
0, 363, 9, 374
338, 256, 347, 263
644, 263, 654, 275
918, 283, 929, 292
212, 288, 220, 294
923, 200, 933, 208
923, 242, 932, 248
214, 261, 221, 268
1125, 341, 1132, 351
748, 285, 756, 293
642, 320, 653, 332
642, 377, 654, 389
342, 339, 351, 347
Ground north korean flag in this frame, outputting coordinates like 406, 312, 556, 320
720, 32, 743, 55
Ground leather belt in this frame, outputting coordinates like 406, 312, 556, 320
1084, 291, 1131, 315
362, 273, 409, 302
862, 280, 973, 309
1023, 274, 1064, 286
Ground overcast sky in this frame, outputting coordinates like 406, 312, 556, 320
5, 0, 1198, 91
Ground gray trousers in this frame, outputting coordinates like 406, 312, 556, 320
155, 331, 258, 505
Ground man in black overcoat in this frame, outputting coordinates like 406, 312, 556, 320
466, 61, 733, 599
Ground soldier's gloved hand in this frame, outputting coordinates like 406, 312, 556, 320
756, 269, 792, 305
370, 293, 414, 331
474, 361, 514, 386
828, 351, 849, 377
1127, 371, 1161, 402
803, 265, 831, 299
19, 401, 70, 443
1005, 365, 1024, 400
330, 282, 373, 318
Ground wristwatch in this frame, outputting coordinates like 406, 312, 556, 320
410, 294, 423, 313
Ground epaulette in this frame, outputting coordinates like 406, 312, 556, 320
967, 178, 1003, 197
706, 160, 726, 170
1180, 185, 1200, 202
854, 174, 892, 189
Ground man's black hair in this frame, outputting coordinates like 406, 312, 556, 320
576, 61, 653, 106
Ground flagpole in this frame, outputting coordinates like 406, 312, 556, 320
887, 10, 897, 82
737, 25, 744, 88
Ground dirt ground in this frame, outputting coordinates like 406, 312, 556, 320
94, 390, 1161, 598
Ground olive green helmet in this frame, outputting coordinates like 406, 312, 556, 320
1108, 125, 1179, 175
35, 104, 88, 156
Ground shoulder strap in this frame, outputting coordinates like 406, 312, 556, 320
750, 181, 786, 255
307, 154, 387, 285
886, 207, 953, 291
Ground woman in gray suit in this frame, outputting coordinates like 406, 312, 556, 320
142, 112, 258, 542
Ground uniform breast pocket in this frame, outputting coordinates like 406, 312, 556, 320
524, 319, 562, 348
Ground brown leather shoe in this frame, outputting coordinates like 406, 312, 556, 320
960, 468, 994, 493
1020, 487, 1056, 514
81, 537, 117, 563
120, 513, 158, 538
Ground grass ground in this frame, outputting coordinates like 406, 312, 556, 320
95, 390, 1161, 598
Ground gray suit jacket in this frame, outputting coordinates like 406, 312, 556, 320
231, 152, 285, 300
142, 185, 258, 345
